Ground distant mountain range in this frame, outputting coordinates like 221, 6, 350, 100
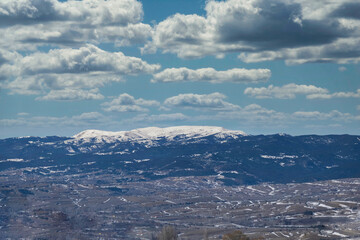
1, 126, 359, 185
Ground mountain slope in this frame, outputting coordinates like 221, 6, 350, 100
0, 127, 359, 185
71, 126, 247, 144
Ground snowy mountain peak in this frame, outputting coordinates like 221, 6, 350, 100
72, 126, 247, 144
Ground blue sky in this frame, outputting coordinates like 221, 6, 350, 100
0, 0, 359, 138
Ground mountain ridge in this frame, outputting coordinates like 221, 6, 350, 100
4, 126, 357, 141
0, 128, 359, 185
73, 126, 246, 140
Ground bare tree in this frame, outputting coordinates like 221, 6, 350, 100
151, 233, 158, 240
157, 225, 178, 240
222, 230, 250, 240
203, 228, 209, 240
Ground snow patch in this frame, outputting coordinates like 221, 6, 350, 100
261, 154, 298, 159
0, 158, 25, 163
71, 126, 247, 145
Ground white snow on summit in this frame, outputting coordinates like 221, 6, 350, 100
72, 126, 246, 144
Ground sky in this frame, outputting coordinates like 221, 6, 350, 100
0, 0, 359, 138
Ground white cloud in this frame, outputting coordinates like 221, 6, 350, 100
306, 89, 360, 99
36, 89, 104, 101
208, 104, 360, 127
142, 13, 213, 58
244, 84, 328, 99
102, 93, 160, 112
338, 66, 347, 72
0, 22, 153, 51
214, 104, 287, 122
293, 110, 360, 121
144, 0, 360, 63
6, 73, 123, 95
2, 44, 160, 99
0, 49, 21, 81
0, 0, 151, 50
71, 112, 106, 123
96, 23, 153, 47
0, 1, 160, 103
0, 0, 144, 26
293, 111, 329, 119
164, 92, 240, 111
151, 67, 271, 83
238, 38, 360, 65
245, 84, 360, 100
16, 44, 160, 76
0, 49, 20, 65
105, 105, 149, 113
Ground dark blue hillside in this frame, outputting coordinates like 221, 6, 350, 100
0, 134, 359, 185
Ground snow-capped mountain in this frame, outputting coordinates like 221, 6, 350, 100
72, 126, 247, 144
0, 127, 359, 185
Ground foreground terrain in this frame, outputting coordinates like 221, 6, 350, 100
0, 169, 359, 239
0, 127, 359, 239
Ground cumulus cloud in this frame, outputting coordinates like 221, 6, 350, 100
338, 66, 347, 72
36, 89, 104, 101
151, 67, 271, 83
209, 0, 345, 48
0, 0, 151, 50
238, 38, 360, 65
102, 93, 160, 112
306, 89, 360, 99
141, 13, 212, 58
208, 104, 360, 127
0, 50, 21, 80
2, 45, 160, 98
0, 0, 144, 26
244, 84, 328, 99
0, 1, 161, 102
6, 74, 121, 95
0, 49, 19, 67
143, 0, 360, 63
71, 112, 106, 123
214, 104, 287, 123
124, 104, 359, 130
16, 44, 160, 75
245, 84, 360, 100
293, 110, 360, 121
164, 92, 240, 111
